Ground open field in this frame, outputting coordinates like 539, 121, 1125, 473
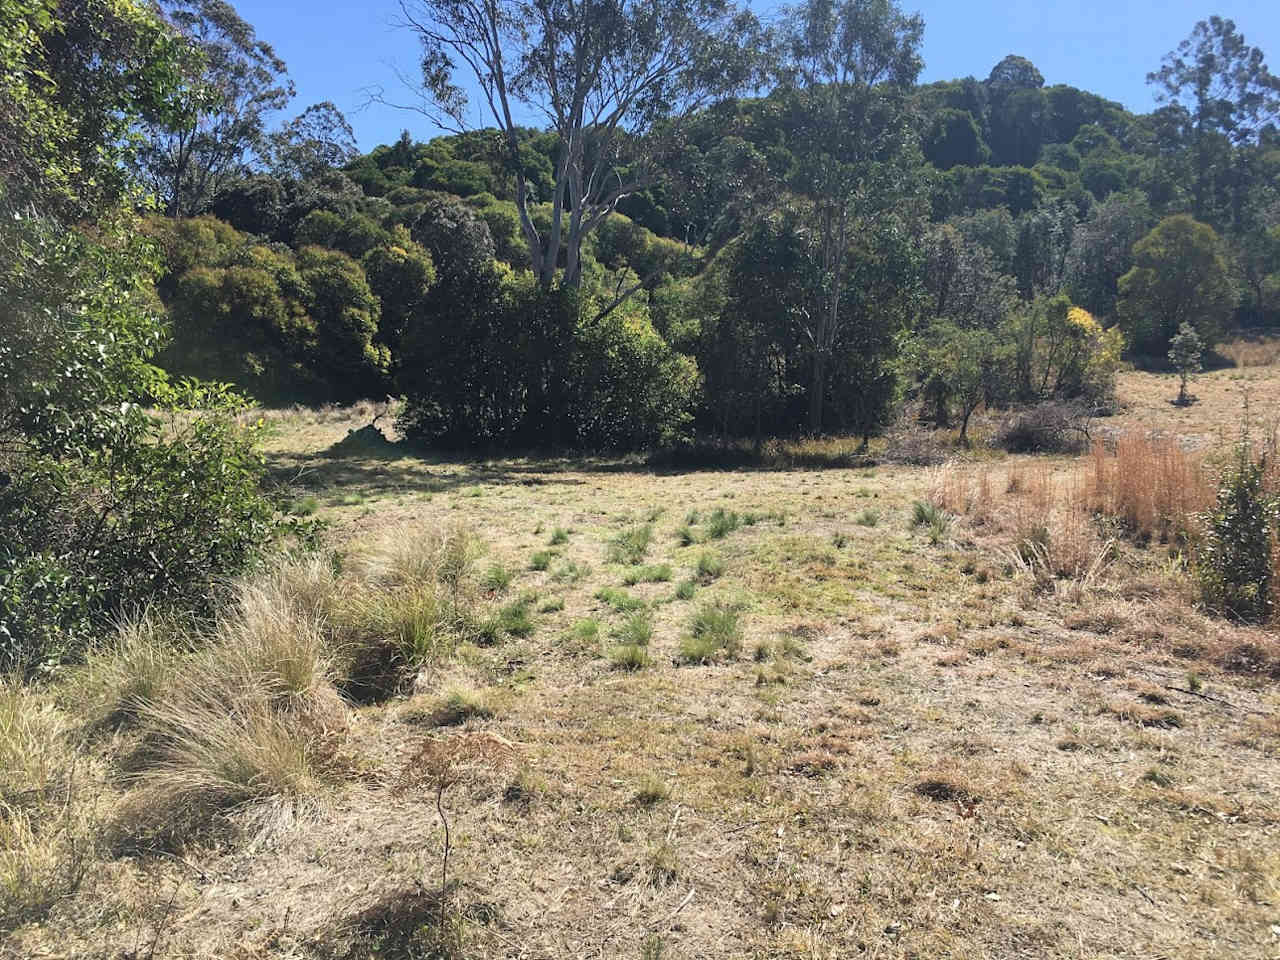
5, 362, 1280, 960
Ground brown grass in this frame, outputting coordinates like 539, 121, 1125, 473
1218, 336, 1280, 368
1085, 433, 1213, 544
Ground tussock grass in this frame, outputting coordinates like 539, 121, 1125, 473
694, 551, 725, 582
569, 618, 600, 642
606, 523, 654, 565
529, 551, 553, 571
622, 564, 672, 585
674, 579, 697, 601
611, 611, 654, 647
855, 508, 880, 527
548, 527, 570, 546
706, 508, 740, 540
674, 525, 696, 546
429, 685, 495, 726
678, 603, 743, 663
74, 610, 184, 731
607, 644, 651, 670
595, 587, 646, 613
0, 683, 65, 808
634, 774, 670, 805
482, 562, 514, 593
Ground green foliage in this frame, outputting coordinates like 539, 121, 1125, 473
1117, 215, 1236, 355
706, 509, 740, 540
1196, 446, 1279, 623
595, 587, 646, 613
695, 552, 725, 582
1168, 322, 1203, 404
622, 565, 673, 586
0, 213, 290, 673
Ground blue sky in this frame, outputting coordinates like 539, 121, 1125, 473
236, 0, 1280, 151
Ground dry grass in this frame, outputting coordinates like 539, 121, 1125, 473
6, 376, 1280, 959
1218, 335, 1280, 368
1085, 432, 1213, 544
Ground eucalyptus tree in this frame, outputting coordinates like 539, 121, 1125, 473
386, 0, 761, 293
135, 0, 294, 216
775, 0, 926, 432
1149, 16, 1280, 228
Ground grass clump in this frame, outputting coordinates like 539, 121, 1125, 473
596, 587, 646, 613
675, 525, 696, 546
706, 508, 740, 540
607, 523, 654, 565
612, 611, 654, 647
538, 596, 565, 613
911, 500, 951, 544
482, 562, 513, 593
855, 508, 880, 527
678, 603, 743, 664
608, 644, 651, 670
549, 527, 570, 545
622, 564, 672, 585
529, 551, 554, 571
570, 618, 601, 642
694, 551, 725, 582
551, 560, 590, 584
430, 685, 495, 726
674, 579, 697, 601
497, 598, 535, 638
634, 774, 670, 805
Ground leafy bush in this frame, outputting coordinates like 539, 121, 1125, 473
0, 213, 292, 674
1197, 446, 1279, 622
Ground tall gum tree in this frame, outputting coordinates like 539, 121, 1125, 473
382, 0, 761, 293
776, 0, 926, 433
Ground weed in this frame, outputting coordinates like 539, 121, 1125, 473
538, 597, 565, 613
674, 579, 697, 601
674, 525, 696, 546
529, 551, 553, 571
622, 564, 672, 585
570, 619, 601, 642
549, 527, 570, 545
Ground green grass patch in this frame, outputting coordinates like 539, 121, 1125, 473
706, 508, 740, 540
678, 603, 743, 663
549, 527, 570, 545
595, 587, 646, 613
483, 562, 513, 593
498, 598, 535, 637
674, 579, 697, 601
695, 551, 725, 582
529, 550, 554, 571
607, 644, 651, 671
622, 564, 672, 586
611, 611, 654, 647
551, 560, 590, 584
606, 523, 654, 565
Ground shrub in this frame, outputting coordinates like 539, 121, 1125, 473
1197, 446, 1279, 622
1, 208, 293, 674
